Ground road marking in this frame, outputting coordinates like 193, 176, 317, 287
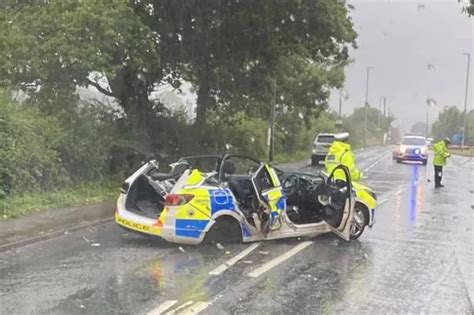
177, 302, 211, 315
147, 300, 178, 315
394, 187, 407, 195
209, 243, 260, 276
247, 241, 312, 278
363, 154, 389, 173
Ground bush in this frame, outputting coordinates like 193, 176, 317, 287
0, 90, 68, 196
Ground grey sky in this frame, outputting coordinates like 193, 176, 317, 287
330, 0, 473, 132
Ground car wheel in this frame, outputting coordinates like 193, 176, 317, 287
204, 216, 242, 244
396, 158, 402, 164
422, 159, 428, 166
350, 203, 369, 240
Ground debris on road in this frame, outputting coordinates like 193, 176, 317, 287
242, 260, 253, 264
178, 246, 185, 253
91, 243, 101, 247
82, 235, 91, 243
216, 243, 224, 250
259, 251, 269, 255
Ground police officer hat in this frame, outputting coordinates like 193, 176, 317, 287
444, 137, 451, 143
334, 132, 350, 141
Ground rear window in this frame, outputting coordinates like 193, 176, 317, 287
402, 137, 426, 145
316, 135, 335, 143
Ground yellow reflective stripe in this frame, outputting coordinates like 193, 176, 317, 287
265, 164, 281, 187
186, 169, 204, 186
175, 187, 211, 219
116, 213, 161, 235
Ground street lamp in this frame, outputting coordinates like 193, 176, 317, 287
461, 53, 471, 150
364, 66, 374, 148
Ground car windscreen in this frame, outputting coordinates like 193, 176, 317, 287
316, 135, 335, 143
402, 137, 426, 145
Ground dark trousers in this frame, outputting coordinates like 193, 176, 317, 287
434, 165, 443, 187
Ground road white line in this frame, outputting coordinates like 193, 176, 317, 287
165, 301, 194, 315
177, 302, 211, 315
394, 187, 407, 195
247, 241, 312, 278
209, 243, 260, 276
148, 300, 178, 315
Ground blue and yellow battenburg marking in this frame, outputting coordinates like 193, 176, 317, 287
155, 167, 287, 239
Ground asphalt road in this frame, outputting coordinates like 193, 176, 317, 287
1, 146, 473, 314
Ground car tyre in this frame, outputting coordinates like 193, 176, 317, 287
204, 216, 242, 244
422, 159, 428, 166
350, 203, 369, 240
396, 158, 402, 164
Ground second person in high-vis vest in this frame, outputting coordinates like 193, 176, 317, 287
433, 137, 451, 188
325, 132, 363, 182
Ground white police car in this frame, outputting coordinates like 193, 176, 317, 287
394, 135, 428, 165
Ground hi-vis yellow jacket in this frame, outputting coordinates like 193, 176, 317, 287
433, 140, 450, 166
325, 141, 362, 181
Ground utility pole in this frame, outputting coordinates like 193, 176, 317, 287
462, 53, 471, 150
377, 97, 383, 129
383, 97, 386, 117
364, 66, 373, 148
425, 111, 429, 137
338, 89, 343, 117
269, 78, 276, 162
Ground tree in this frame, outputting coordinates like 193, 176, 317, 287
133, 0, 357, 126
0, 90, 67, 196
344, 106, 393, 147
460, 0, 474, 16
0, 0, 161, 133
410, 122, 427, 135
431, 106, 463, 141
432, 106, 474, 145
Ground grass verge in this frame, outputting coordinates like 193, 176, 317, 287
450, 148, 474, 157
0, 180, 119, 220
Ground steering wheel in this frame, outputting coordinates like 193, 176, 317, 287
282, 174, 300, 196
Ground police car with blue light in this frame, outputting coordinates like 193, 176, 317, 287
394, 135, 428, 165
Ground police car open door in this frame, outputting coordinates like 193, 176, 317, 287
320, 165, 355, 241
251, 163, 284, 237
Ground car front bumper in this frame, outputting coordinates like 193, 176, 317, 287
395, 153, 428, 161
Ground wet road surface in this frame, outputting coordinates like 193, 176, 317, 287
1, 146, 473, 314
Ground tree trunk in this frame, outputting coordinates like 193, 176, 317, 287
195, 71, 210, 127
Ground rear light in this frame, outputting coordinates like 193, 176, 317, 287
165, 194, 194, 206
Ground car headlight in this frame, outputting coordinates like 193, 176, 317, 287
413, 148, 421, 155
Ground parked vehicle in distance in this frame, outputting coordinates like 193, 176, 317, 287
394, 135, 428, 165
311, 133, 335, 166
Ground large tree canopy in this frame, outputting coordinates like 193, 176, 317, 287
1, 0, 356, 127
134, 0, 357, 125
0, 0, 161, 129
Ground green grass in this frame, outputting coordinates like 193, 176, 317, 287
0, 180, 119, 220
450, 148, 474, 157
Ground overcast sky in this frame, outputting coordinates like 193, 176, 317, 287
330, 0, 473, 132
